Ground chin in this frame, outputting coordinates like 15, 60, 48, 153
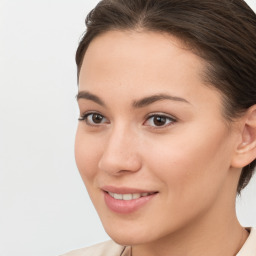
102, 221, 159, 246
107, 232, 147, 246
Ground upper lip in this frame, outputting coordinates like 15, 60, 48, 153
101, 185, 158, 194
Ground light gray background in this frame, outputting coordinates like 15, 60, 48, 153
0, 1, 255, 256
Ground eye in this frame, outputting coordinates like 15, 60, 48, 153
78, 112, 109, 125
144, 114, 176, 128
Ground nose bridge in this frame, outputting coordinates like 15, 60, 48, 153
98, 123, 141, 174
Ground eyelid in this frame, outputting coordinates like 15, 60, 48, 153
144, 112, 177, 128
78, 111, 177, 128
78, 111, 109, 126
146, 112, 177, 120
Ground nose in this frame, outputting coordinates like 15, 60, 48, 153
98, 126, 142, 175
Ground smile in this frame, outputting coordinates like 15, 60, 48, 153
107, 192, 155, 200
103, 188, 158, 214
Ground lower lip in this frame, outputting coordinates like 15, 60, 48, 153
103, 191, 157, 214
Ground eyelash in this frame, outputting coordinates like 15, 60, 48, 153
78, 112, 109, 126
144, 113, 177, 128
78, 112, 177, 128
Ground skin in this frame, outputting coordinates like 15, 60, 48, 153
75, 30, 251, 256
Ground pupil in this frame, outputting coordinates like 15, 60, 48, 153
92, 114, 103, 123
153, 116, 166, 126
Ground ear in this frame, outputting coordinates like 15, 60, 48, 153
231, 105, 256, 168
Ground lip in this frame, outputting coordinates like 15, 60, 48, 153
102, 186, 158, 214
101, 185, 157, 194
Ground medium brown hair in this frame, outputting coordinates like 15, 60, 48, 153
76, 0, 256, 194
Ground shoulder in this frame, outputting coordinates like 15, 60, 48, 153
60, 240, 127, 256
237, 227, 256, 256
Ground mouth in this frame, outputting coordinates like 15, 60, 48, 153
106, 191, 156, 200
101, 186, 158, 214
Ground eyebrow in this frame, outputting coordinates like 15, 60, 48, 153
132, 94, 190, 108
76, 91, 190, 108
76, 91, 106, 107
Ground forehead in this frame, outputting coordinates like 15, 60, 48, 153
79, 30, 223, 114
84, 30, 189, 61
80, 30, 205, 84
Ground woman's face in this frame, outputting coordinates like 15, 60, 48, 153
75, 30, 240, 245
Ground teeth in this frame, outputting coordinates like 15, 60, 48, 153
113, 193, 123, 200
108, 192, 153, 200
109, 192, 115, 198
132, 193, 141, 199
123, 194, 133, 200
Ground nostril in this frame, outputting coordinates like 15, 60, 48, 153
97, 132, 142, 174
98, 153, 141, 175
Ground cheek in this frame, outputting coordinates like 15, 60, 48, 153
144, 125, 232, 201
138, 130, 233, 230
74, 127, 102, 182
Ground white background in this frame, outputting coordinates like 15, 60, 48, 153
0, 1, 256, 256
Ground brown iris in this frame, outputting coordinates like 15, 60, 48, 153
153, 116, 167, 126
92, 114, 104, 124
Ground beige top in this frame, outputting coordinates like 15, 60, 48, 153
61, 227, 256, 256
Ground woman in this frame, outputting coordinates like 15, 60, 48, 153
63, 0, 256, 255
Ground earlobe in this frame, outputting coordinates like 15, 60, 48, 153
231, 105, 256, 168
